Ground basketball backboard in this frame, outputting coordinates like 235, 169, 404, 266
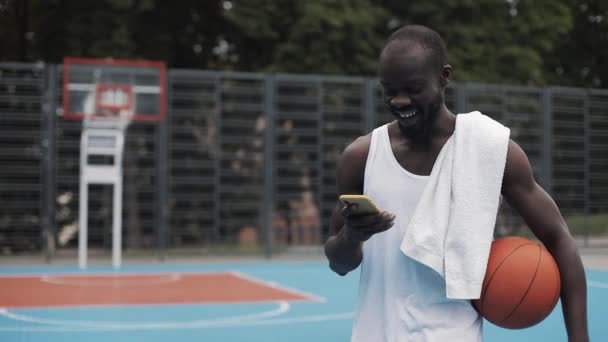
62, 57, 166, 123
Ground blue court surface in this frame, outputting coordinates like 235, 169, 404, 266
0, 261, 606, 341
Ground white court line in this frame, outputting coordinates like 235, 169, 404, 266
0, 311, 353, 332
0, 270, 260, 279
40, 274, 181, 287
588, 280, 608, 289
230, 271, 327, 303
0, 301, 290, 330
0, 269, 327, 279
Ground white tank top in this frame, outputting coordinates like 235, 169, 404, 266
351, 124, 482, 342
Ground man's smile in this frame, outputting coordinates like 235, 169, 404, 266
392, 108, 421, 126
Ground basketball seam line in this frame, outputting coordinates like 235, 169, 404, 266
480, 242, 536, 316
499, 244, 542, 326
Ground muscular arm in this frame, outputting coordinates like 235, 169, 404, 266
501, 141, 589, 342
324, 135, 369, 276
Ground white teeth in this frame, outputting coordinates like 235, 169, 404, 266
398, 110, 417, 118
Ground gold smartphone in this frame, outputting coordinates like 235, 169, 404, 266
339, 194, 381, 216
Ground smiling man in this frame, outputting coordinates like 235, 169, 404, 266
323, 25, 589, 342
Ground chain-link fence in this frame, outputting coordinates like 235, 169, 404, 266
1, 62, 607, 260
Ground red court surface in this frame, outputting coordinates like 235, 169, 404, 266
0, 272, 316, 308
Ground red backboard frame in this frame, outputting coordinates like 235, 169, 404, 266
62, 57, 167, 122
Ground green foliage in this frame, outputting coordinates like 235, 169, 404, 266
544, 0, 608, 88
0, 0, 604, 87
376, 0, 572, 84
225, 0, 386, 74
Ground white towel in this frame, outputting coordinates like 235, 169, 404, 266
400, 111, 510, 299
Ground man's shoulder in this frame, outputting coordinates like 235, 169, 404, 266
501, 139, 535, 191
337, 132, 373, 174
346, 133, 372, 152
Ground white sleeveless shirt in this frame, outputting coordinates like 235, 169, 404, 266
351, 124, 482, 342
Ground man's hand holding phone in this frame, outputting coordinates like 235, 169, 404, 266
339, 195, 396, 242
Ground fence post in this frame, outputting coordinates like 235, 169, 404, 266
583, 91, 591, 247
156, 72, 170, 261
364, 79, 376, 132
317, 78, 324, 243
455, 83, 467, 114
262, 75, 276, 258
213, 75, 222, 245
541, 88, 553, 195
42, 63, 57, 263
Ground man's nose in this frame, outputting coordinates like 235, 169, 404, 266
390, 95, 412, 108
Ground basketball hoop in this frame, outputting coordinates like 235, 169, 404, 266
96, 83, 133, 113
78, 83, 135, 130
84, 83, 136, 129
61, 57, 166, 269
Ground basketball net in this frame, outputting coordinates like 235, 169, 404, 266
82, 83, 135, 130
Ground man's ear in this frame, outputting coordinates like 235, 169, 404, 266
440, 65, 452, 87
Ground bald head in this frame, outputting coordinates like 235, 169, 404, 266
381, 25, 448, 71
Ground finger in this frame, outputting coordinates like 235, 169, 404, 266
376, 220, 394, 233
347, 216, 379, 229
341, 203, 355, 218
348, 211, 394, 228
351, 219, 394, 234
361, 221, 394, 240
382, 211, 396, 221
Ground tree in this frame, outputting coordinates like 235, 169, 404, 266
224, 0, 387, 75
375, 0, 573, 85
544, 0, 608, 88
0, 0, 229, 68
0, 0, 605, 87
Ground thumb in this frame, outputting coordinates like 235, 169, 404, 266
341, 203, 357, 218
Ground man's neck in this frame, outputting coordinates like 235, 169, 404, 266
396, 105, 455, 147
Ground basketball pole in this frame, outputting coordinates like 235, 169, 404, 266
78, 82, 131, 269
78, 126, 126, 269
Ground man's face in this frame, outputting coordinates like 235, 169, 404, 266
379, 44, 446, 139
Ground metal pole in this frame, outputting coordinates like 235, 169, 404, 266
42, 64, 57, 263
583, 91, 590, 247
157, 74, 170, 261
213, 76, 222, 244
541, 88, 553, 195
262, 76, 275, 258
455, 83, 467, 114
112, 162, 123, 269
364, 79, 376, 133
78, 132, 88, 269
317, 79, 324, 244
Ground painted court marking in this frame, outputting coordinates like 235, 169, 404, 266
0, 271, 318, 309
231, 271, 326, 303
2, 273, 603, 333
588, 280, 608, 289
0, 308, 354, 332
0, 271, 343, 332
0, 301, 292, 330
40, 273, 182, 287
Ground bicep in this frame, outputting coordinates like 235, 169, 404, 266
501, 141, 570, 245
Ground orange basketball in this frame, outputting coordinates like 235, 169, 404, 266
472, 236, 561, 329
